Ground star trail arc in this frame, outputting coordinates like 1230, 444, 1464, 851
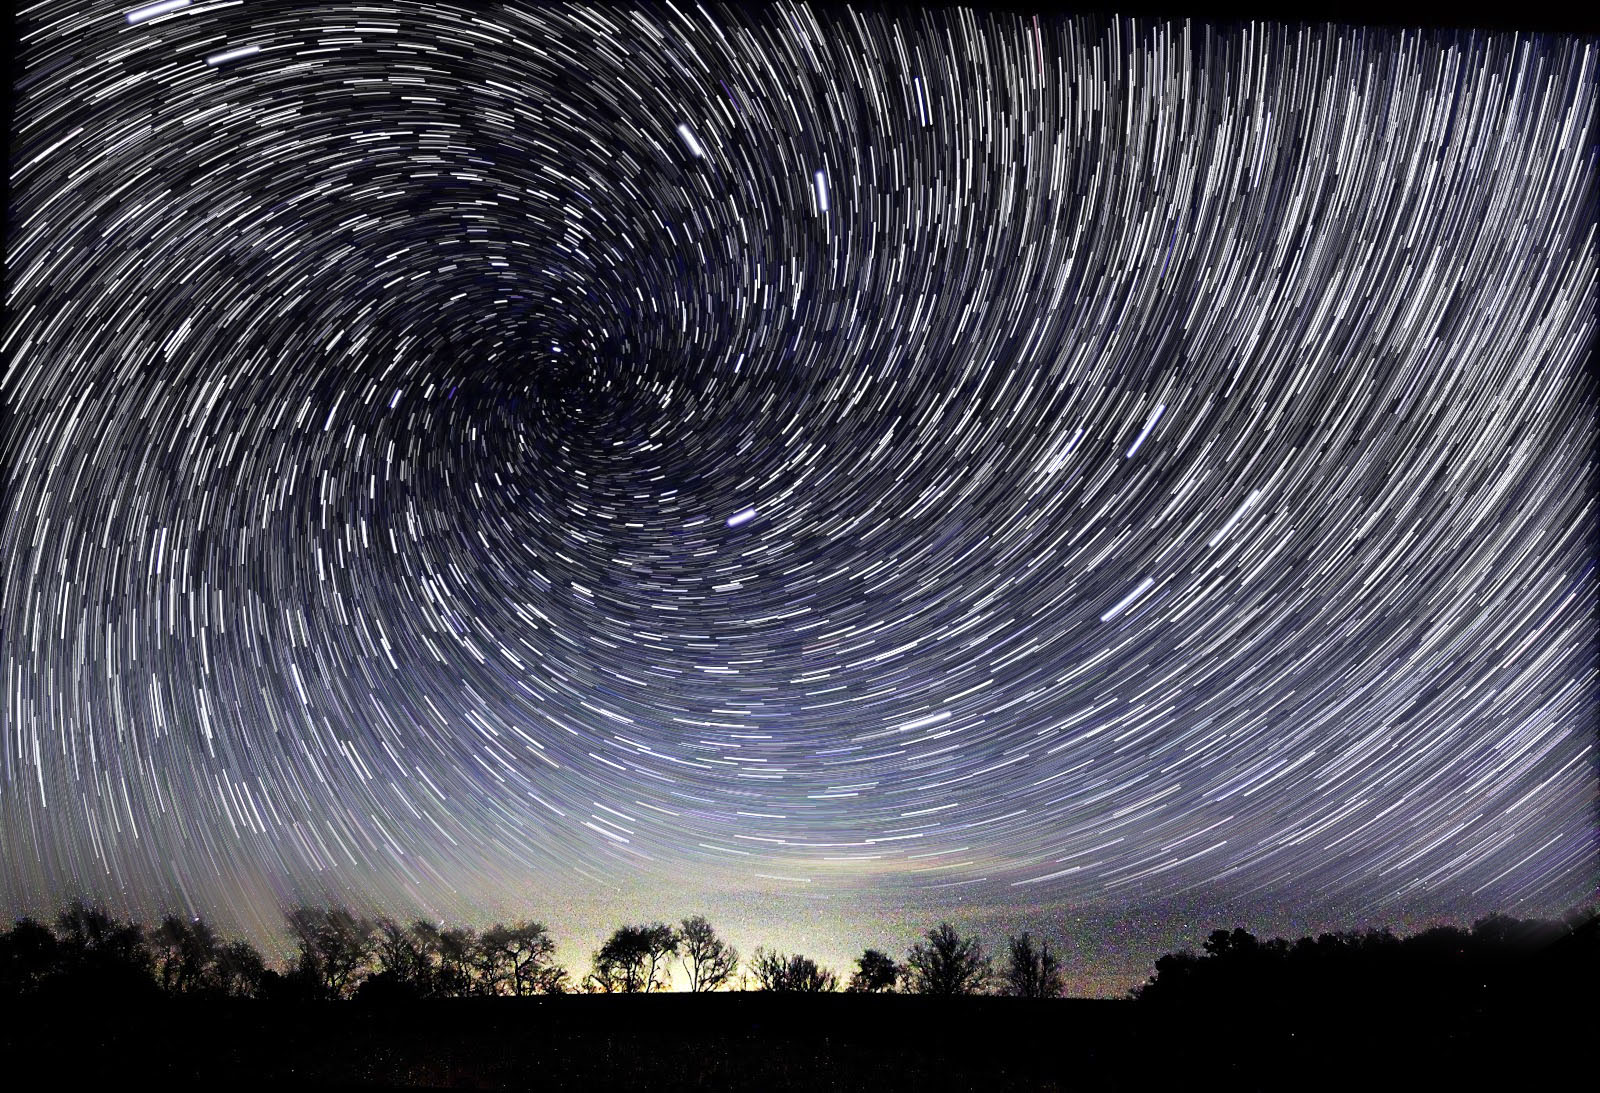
2, 1, 1594, 942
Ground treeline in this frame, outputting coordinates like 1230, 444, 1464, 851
0, 901, 265, 1001
0, 902, 1063, 1001
3, 898, 1592, 1005
1133, 907, 1597, 1011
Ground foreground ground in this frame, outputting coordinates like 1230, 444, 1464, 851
2, 991, 1581, 1090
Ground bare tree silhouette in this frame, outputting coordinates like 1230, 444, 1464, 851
53, 900, 156, 998
1001, 933, 1064, 998
480, 921, 568, 995
213, 939, 267, 998
368, 917, 431, 998
150, 915, 263, 996
750, 947, 839, 992
587, 923, 678, 993
905, 922, 990, 996
153, 915, 219, 995
286, 907, 374, 1000
426, 923, 480, 997
4, 906, 264, 1000
678, 915, 738, 992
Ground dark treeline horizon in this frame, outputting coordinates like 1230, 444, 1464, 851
1, 895, 1593, 1006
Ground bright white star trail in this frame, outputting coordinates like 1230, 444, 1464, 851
2, 1, 1595, 988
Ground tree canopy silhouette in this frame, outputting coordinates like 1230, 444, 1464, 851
480, 921, 568, 996
151, 915, 265, 997
678, 915, 738, 992
1133, 907, 1599, 1017
348, 917, 573, 1001
1, 902, 267, 1001
587, 923, 678, 993
0, 917, 60, 997
750, 947, 839, 992
52, 900, 158, 999
905, 922, 991, 996
364, 916, 431, 1000
847, 948, 903, 993
286, 907, 375, 1001
5, 893, 1592, 1024
419, 921, 481, 998
1001, 933, 1064, 998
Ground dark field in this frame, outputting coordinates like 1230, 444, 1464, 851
2, 991, 1581, 1091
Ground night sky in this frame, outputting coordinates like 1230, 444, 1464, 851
3, 1, 1595, 996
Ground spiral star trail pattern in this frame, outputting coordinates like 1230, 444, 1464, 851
3, 1, 1596, 976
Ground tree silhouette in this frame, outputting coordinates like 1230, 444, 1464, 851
905, 922, 990, 996
1001, 933, 1064, 998
370, 917, 432, 998
847, 948, 902, 993
153, 915, 219, 995
480, 921, 568, 995
213, 939, 267, 998
148, 914, 264, 997
678, 915, 738, 992
750, 947, 782, 990
1470, 912, 1568, 955
587, 923, 678, 993
750, 947, 839, 992
473, 926, 511, 996
53, 900, 156, 998
286, 907, 374, 1000
1132, 909, 1600, 1019
1203, 927, 1259, 958
0, 918, 59, 996
427, 923, 480, 997
1132, 948, 1201, 1002
3, 892, 1591, 1027
4, 903, 269, 1000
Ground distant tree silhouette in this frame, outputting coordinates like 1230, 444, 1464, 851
480, 921, 568, 995
0, 918, 59, 996
153, 915, 219, 995
286, 907, 374, 1000
905, 922, 991, 996
678, 915, 738, 992
1001, 933, 1064, 998
425, 923, 480, 997
213, 939, 267, 998
1470, 912, 1569, 955
847, 948, 903, 993
473, 926, 512, 995
52, 900, 157, 998
148, 914, 264, 997
15, 890, 1591, 1025
1133, 907, 1600, 1024
750, 947, 839, 992
1562, 903, 1599, 933
1132, 947, 1201, 1003
258, 956, 323, 1002
371, 917, 432, 998
352, 968, 417, 1005
749, 947, 781, 990
587, 923, 678, 993
1202, 927, 1258, 958
2, 906, 268, 1000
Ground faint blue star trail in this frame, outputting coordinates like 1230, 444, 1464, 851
3, 1, 1594, 990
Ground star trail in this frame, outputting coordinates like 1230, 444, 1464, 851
3, 1, 1595, 989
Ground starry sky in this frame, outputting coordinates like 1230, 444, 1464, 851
3, 1, 1595, 996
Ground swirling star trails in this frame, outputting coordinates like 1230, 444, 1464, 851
2, 2, 1594, 952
